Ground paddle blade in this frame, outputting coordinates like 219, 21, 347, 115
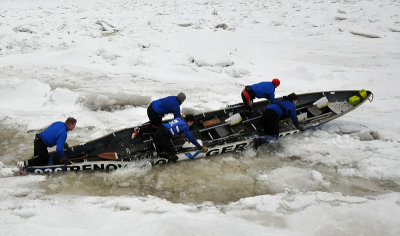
98, 152, 119, 160
70, 154, 88, 161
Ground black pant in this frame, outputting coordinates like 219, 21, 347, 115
153, 127, 178, 161
147, 104, 163, 130
241, 86, 255, 110
153, 127, 175, 154
28, 134, 49, 166
262, 109, 280, 136
241, 90, 253, 110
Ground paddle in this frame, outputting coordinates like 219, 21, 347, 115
70, 152, 118, 161
97, 152, 119, 160
70, 154, 88, 161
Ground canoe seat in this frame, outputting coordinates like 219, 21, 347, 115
215, 126, 229, 137
307, 105, 322, 117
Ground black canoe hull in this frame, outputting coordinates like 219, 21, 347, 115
23, 90, 372, 174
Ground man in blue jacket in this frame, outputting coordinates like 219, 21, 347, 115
241, 78, 280, 111
256, 93, 304, 146
153, 114, 208, 162
18, 117, 77, 167
147, 92, 186, 131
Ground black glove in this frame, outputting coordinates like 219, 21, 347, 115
170, 155, 178, 162
298, 125, 306, 131
64, 143, 69, 149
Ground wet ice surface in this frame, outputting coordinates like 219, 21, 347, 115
1, 119, 400, 235
1, 0, 400, 235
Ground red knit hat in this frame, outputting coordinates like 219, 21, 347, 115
272, 78, 280, 87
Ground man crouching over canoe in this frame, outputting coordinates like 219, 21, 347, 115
18, 117, 77, 167
153, 114, 208, 162
255, 93, 305, 148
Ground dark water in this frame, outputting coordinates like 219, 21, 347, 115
1, 125, 398, 204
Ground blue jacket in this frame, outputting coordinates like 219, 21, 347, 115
151, 96, 181, 118
266, 99, 299, 127
162, 118, 202, 149
40, 122, 69, 157
250, 82, 276, 103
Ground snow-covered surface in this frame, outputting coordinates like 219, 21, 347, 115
1, 0, 400, 235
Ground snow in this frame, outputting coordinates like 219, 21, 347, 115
1, 0, 400, 235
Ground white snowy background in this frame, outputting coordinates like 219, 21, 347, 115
1, 0, 400, 235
